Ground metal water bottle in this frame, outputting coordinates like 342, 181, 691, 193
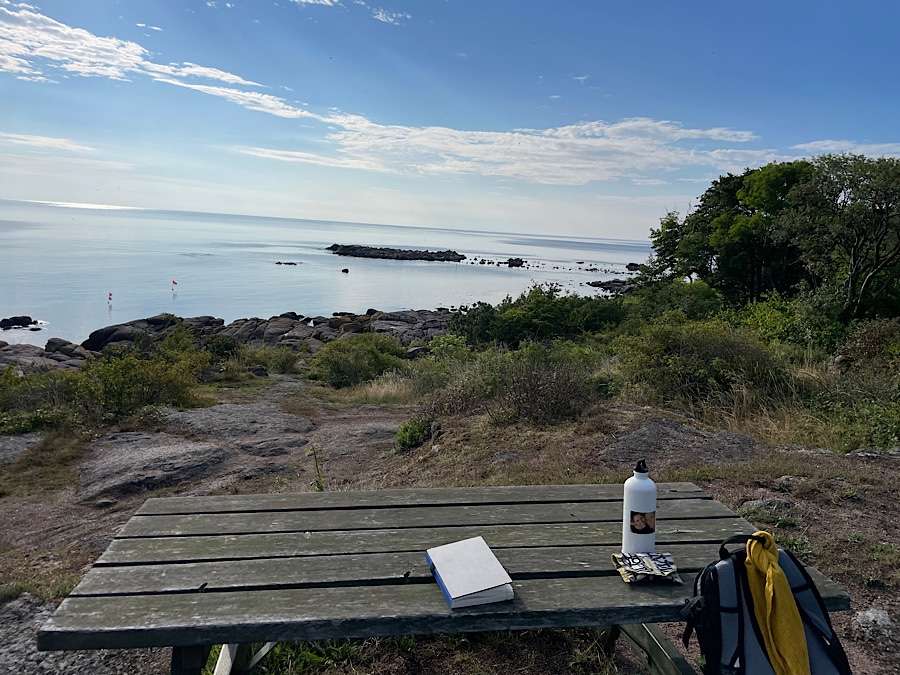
622, 459, 657, 554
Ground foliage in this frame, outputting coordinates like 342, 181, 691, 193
428, 341, 598, 425
395, 417, 433, 450
450, 284, 624, 347
204, 335, 240, 361
723, 292, 847, 354
623, 279, 723, 322
487, 344, 593, 425
614, 319, 792, 404
0, 333, 209, 434
308, 333, 406, 388
785, 155, 900, 320
645, 155, 900, 320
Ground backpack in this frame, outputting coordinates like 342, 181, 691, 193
681, 534, 852, 675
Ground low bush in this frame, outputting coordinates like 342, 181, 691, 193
243, 346, 300, 374
723, 292, 847, 355
428, 341, 597, 425
623, 280, 723, 322
395, 417, 433, 450
614, 319, 792, 406
0, 334, 208, 433
450, 284, 624, 347
308, 334, 406, 388
839, 319, 900, 369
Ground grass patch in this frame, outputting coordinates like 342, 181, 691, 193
395, 417, 432, 450
0, 431, 89, 496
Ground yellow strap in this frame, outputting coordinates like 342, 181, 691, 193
745, 531, 810, 675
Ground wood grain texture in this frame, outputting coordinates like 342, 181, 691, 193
38, 572, 849, 652
119, 499, 733, 538
137, 483, 708, 515
76, 544, 723, 596
99, 519, 755, 565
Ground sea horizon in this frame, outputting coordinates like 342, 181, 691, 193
1, 199, 651, 346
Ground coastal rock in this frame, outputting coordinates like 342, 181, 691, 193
327, 243, 466, 263
0, 316, 36, 330
44, 337, 92, 361
626, 262, 642, 272
79, 432, 232, 500
0, 343, 75, 374
506, 257, 526, 267
587, 278, 635, 294
0, 433, 40, 465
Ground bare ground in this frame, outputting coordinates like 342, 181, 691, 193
1, 375, 897, 674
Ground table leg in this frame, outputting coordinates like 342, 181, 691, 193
170, 645, 211, 675
618, 624, 697, 675
599, 625, 621, 657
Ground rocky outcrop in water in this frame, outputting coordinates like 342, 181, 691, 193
1, 316, 37, 330
326, 244, 466, 263
586, 278, 635, 294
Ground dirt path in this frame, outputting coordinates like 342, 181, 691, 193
1, 377, 897, 674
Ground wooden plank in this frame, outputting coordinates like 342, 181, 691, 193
137, 483, 708, 515
37, 571, 850, 652
119, 499, 733, 538
100, 519, 754, 564
75, 544, 724, 596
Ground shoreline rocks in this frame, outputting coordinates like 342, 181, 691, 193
326, 243, 466, 263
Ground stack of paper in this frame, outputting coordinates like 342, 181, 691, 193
425, 536, 514, 609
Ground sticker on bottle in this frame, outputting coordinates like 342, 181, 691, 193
629, 510, 656, 534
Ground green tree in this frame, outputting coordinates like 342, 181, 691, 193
786, 154, 900, 320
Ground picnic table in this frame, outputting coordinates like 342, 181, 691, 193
38, 483, 849, 675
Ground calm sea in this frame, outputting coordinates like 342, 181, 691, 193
0, 199, 650, 346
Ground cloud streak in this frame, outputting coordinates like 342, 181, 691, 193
0, 131, 93, 152
0, 3, 259, 86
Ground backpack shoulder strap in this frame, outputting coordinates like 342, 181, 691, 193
778, 550, 853, 675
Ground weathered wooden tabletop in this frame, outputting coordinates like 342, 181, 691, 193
37, 483, 849, 669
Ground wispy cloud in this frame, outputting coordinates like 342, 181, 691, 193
0, 131, 93, 152
291, 0, 342, 5
135, 23, 163, 32
153, 78, 316, 118
572, 74, 589, 82
792, 139, 900, 156
371, 8, 411, 25
233, 145, 390, 172
0, 3, 257, 86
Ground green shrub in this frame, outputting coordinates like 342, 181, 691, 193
428, 341, 597, 424
614, 319, 792, 405
243, 346, 300, 374
624, 280, 723, 322
204, 335, 240, 361
450, 284, 624, 347
308, 334, 406, 388
0, 341, 206, 432
427, 334, 470, 363
75, 352, 201, 421
725, 293, 847, 354
840, 319, 900, 369
395, 417, 432, 450
488, 348, 592, 425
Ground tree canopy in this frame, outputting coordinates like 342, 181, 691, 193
644, 154, 900, 320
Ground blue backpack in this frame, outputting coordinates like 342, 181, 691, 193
681, 534, 852, 675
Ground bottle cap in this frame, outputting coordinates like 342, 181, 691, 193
635, 459, 648, 474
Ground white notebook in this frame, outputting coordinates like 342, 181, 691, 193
425, 536, 514, 609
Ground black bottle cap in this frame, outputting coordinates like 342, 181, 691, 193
635, 459, 648, 474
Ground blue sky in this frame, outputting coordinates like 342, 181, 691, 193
2, 0, 899, 238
